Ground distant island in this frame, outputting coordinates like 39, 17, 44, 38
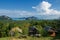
0, 15, 12, 20
12, 16, 38, 20
0, 15, 60, 20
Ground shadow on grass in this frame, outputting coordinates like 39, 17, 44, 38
51, 34, 60, 40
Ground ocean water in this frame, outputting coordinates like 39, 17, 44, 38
12, 18, 26, 20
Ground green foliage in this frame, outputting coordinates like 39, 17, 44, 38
0, 20, 60, 37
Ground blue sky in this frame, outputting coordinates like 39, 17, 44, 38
0, 0, 60, 11
0, 0, 60, 19
0, 0, 41, 11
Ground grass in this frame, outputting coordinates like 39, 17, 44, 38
0, 37, 53, 40
0, 37, 9, 40
26, 37, 53, 40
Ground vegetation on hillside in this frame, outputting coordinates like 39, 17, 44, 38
0, 19, 60, 37
0, 16, 60, 40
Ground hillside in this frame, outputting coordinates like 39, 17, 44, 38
0, 15, 12, 20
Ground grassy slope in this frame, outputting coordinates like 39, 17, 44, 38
0, 37, 53, 40
0, 37, 9, 40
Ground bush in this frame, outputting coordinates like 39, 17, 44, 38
36, 25, 48, 37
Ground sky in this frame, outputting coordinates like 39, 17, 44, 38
0, 0, 60, 19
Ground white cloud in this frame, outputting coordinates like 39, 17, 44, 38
0, 9, 36, 18
32, 1, 60, 19
32, 1, 60, 15
32, 6, 36, 9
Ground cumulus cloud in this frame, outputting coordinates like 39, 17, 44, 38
32, 1, 60, 15
32, 1, 60, 19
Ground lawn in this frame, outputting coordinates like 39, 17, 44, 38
0, 37, 53, 40
0, 37, 9, 40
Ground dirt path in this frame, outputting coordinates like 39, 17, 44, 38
12, 38, 25, 40
9, 38, 26, 40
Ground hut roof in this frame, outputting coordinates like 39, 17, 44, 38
44, 26, 52, 31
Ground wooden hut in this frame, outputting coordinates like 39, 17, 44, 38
44, 26, 56, 37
